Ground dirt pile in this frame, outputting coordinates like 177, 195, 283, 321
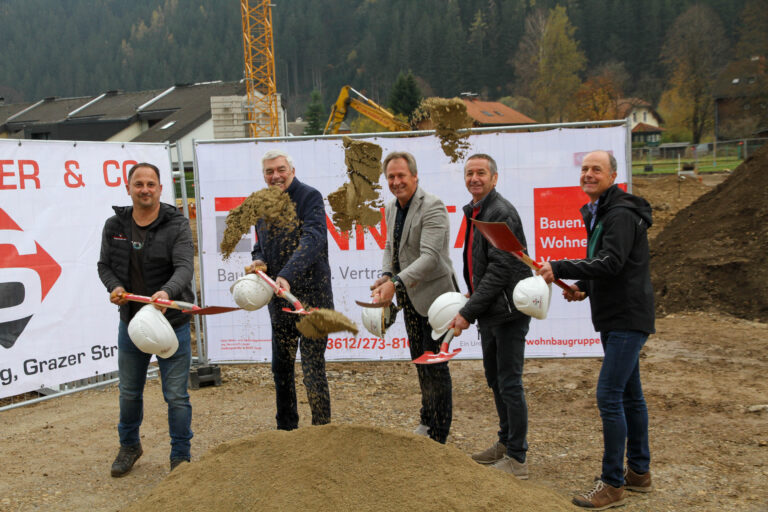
122, 424, 575, 512
414, 97, 473, 163
296, 308, 358, 338
327, 137, 383, 232
633, 174, 711, 240
220, 187, 298, 259
651, 144, 768, 321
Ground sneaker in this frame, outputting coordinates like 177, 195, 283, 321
624, 466, 652, 492
471, 441, 506, 465
490, 454, 529, 480
110, 444, 143, 478
170, 458, 190, 472
413, 424, 429, 437
572, 479, 626, 510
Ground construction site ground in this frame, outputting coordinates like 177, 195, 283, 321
1, 172, 766, 511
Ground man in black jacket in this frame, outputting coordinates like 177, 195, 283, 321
250, 150, 333, 431
98, 162, 195, 477
450, 153, 532, 479
538, 150, 654, 509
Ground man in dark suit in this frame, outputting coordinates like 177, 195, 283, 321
371, 151, 458, 443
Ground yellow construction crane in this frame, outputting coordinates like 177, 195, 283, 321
324, 86, 411, 135
240, 0, 279, 137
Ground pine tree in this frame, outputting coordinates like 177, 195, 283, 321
388, 71, 422, 119
303, 89, 326, 135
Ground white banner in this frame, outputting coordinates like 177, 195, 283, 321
196, 126, 628, 363
0, 140, 173, 398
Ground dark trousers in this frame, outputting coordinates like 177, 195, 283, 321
597, 330, 650, 487
271, 315, 330, 430
401, 293, 453, 443
479, 317, 530, 462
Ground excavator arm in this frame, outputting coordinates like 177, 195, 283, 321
323, 86, 411, 134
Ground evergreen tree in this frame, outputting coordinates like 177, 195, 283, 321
303, 89, 326, 135
388, 71, 421, 119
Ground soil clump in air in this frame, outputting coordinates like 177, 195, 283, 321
650, 144, 768, 321
327, 137, 384, 232
219, 187, 298, 259
122, 424, 575, 512
414, 97, 474, 163
296, 308, 358, 338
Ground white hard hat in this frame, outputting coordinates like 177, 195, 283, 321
230, 274, 274, 311
512, 276, 552, 320
127, 304, 179, 358
428, 292, 468, 340
361, 304, 396, 337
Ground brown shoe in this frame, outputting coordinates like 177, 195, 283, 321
490, 455, 529, 480
572, 479, 626, 510
624, 466, 652, 492
471, 441, 506, 465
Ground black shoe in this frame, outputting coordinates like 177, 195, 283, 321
170, 458, 190, 471
110, 444, 143, 478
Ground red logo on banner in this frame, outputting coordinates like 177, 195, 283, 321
533, 184, 627, 261
0, 208, 62, 348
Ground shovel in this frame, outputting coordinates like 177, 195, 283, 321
252, 269, 313, 315
471, 220, 572, 292
412, 330, 461, 365
120, 293, 241, 315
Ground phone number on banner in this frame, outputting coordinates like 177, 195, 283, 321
326, 337, 410, 350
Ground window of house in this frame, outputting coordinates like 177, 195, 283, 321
633, 112, 637, 122
643, 112, 647, 122
748, 76, 757, 84
160, 120, 176, 130
481, 111, 493, 117
732, 78, 740, 84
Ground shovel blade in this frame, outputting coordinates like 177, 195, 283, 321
472, 220, 525, 253
183, 306, 241, 315
412, 348, 462, 365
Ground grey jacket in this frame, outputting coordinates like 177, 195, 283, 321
382, 186, 458, 316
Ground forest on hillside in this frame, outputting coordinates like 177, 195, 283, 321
0, 0, 766, 141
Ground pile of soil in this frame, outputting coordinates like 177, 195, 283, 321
220, 187, 298, 259
327, 137, 383, 232
632, 174, 711, 240
651, 144, 768, 321
296, 308, 358, 338
122, 424, 575, 512
415, 98, 473, 163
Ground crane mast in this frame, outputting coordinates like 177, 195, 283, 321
240, 0, 279, 137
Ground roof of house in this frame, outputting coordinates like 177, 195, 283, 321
462, 98, 536, 125
67, 89, 164, 122
132, 81, 247, 143
0, 101, 33, 129
4, 96, 94, 129
632, 122, 664, 133
713, 56, 767, 99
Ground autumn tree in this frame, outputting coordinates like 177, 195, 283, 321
512, 6, 585, 122
660, 5, 727, 143
303, 89, 326, 135
574, 76, 621, 121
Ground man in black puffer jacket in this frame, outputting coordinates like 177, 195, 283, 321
98, 162, 195, 477
450, 153, 532, 479
538, 150, 654, 510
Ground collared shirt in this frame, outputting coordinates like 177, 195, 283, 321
392, 195, 413, 273
587, 199, 600, 231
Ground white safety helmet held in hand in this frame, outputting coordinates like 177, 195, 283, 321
127, 304, 179, 358
513, 275, 552, 320
230, 274, 274, 311
361, 304, 397, 337
428, 292, 468, 340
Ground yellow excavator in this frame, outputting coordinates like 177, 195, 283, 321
323, 85, 411, 135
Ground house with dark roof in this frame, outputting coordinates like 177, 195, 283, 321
713, 56, 768, 140
617, 98, 664, 147
0, 100, 33, 138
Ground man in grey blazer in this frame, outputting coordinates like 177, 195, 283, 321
371, 151, 458, 444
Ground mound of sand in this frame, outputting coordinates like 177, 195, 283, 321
123, 424, 575, 512
651, 144, 768, 321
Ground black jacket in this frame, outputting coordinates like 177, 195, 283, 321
551, 185, 655, 335
98, 202, 195, 328
459, 188, 532, 327
251, 178, 333, 312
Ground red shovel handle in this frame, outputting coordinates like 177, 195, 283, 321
513, 251, 572, 292
120, 292, 200, 312
253, 270, 309, 314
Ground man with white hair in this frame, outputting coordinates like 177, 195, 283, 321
250, 150, 334, 430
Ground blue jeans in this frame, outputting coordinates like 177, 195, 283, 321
117, 320, 193, 461
479, 317, 530, 462
597, 330, 650, 487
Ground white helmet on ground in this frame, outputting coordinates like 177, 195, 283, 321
428, 292, 468, 340
361, 304, 397, 337
127, 304, 179, 358
230, 274, 274, 311
512, 275, 552, 320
